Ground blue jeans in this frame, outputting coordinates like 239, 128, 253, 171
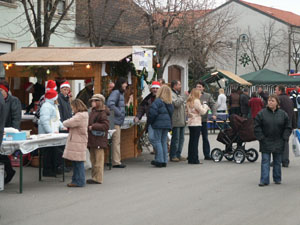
201, 122, 210, 158
170, 127, 185, 159
152, 128, 169, 163
72, 161, 85, 187
298, 109, 300, 128
260, 152, 282, 184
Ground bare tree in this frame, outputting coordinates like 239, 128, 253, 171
290, 32, 300, 73
20, 0, 75, 47
243, 21, 286, 71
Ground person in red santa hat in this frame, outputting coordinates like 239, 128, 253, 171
38, 88, 66, 177
76, 78, 94, 108
0, 80, 22, 184
134, 81, 161, 155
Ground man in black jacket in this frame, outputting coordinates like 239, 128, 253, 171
240, 88, 250, 118
0, 80, 22, 184
275, 85, 296, 167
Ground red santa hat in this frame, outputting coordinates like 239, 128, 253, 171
45, 89, 58, 101
24, 82, 34, 92
60, 81, 70, 89
46, 80, 57, 92
151, 81, 161, 89
85, 78, 93, 86
0, 84, 9, 93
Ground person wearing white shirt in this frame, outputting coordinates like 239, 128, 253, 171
217, 88, 227, 113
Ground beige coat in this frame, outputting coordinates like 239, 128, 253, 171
186, 99, 209, 126
171, 89, 186, 127
63, 112, 89, 161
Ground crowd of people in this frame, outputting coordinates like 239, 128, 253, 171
0, 76, 299, 188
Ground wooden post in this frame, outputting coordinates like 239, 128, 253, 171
93, 63, 102, 94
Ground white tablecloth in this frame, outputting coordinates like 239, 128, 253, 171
0, 133, 69, 155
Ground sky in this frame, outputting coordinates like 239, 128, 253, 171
216, 0, 300, 15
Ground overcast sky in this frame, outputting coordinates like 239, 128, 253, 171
216, 0, 300, 15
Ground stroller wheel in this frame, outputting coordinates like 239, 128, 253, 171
224, 152, 234, 161
246, 148, 258, 162
211, 148, 223, 162
233, 150, 245, 164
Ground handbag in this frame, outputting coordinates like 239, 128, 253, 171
91, 113, 106, 137
292, 130, 300, 157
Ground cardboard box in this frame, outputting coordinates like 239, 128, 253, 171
6, 132, 26, 141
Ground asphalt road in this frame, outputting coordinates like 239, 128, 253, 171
1, 132, 300, 225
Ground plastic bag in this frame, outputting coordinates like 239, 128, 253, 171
292, 130, 300, 157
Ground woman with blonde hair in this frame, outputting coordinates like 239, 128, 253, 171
217, 88, 227, 113
186, 88, 209, 164
148, 85, 174, 167
62, 99, 89, 187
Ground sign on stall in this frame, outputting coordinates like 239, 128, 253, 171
132, 47, 153, 72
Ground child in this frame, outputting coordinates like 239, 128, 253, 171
87, 94, 109, 184
63, 99, 89, 187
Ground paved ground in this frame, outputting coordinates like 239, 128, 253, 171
1, 132, 300, 225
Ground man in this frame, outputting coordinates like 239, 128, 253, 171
257, 86, 269, 107
57, 81, 73, 173
275, 85, 295, 167
0, 80, 22, 184
196, 81, 217, 160
290, 86, 300, 128
24, 82, 45, 113
76, 79, 94, 108
158, 78, 165, 85
134, 81, 160, 154
170, 80, 186, 162
240, 88, 250, 118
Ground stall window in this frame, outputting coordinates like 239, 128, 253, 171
57, 0, 66, 15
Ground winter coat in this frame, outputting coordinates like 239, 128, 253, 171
38, 99, 64, 134
248, 97, 264, 118
254, 107, 292, 153
63, 112, 89, 161
76, 87, 93, 108
229, 93, 240, 108
58, 93, 72, 122
148, 98, 174, 130
107, 90, 125, 126
290, 89, 299, 109
278, 93, 296, 128
26, 83, 45, 113
258, 91, 269, 107
88, 108, 109, 149
0, 92, 5, 146
171, 89, 186, 127
3, 94, 22, 130
186, 99, 209, 126
136, 93, 156, 129
200, 92, 217, 122
217, 93, 227, 111
240, 93, 250, 115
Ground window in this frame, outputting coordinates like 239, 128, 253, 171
57, 0, 66, 15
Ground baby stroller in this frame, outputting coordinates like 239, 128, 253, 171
211, 114, 259, 164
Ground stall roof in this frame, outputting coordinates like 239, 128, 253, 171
201, 69, 252, 86
240, 69, 300, 85
0, 46, 155, 63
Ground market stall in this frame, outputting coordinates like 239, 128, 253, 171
0, 46, 154, 162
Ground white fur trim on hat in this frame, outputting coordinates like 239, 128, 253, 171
60, 81, 70, 89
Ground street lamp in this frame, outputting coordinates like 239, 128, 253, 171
235, 34, 249, 74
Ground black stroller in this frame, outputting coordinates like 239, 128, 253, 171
211, 114, 259, 164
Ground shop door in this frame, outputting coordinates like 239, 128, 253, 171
168, 65, 181, 84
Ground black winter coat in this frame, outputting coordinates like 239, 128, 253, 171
240, 93, 250, 115
278, 93, 296, 128
0, 92, 5, 146
148, 98, 174, 130
4, 94, 22, 130
254, 107, 292, 153
58, 93, 72, 122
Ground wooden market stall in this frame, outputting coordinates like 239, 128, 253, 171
0, 46, 154, 160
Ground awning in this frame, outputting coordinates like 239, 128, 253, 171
0, 46, 153, 63
200, 69, 252, 86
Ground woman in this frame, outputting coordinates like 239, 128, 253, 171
62, 99, 89, 187
248, 92, 264, 119
186, 89, 209, 164
254, 94, 292, 187
87, 94, 109, 184
107, 77, 127, 168
39, 88, 65, 177
148, 85, 174, 167
229, 89, 240, 115
217, 88, 227, 113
